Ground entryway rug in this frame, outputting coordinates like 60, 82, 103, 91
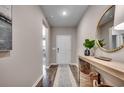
53, 64, 77, 87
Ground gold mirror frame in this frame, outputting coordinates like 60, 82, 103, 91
96, 5, 124, 53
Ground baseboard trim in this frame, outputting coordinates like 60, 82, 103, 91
46, 65, 50, 69
69, 63, 78, 67
32, 74, 43, 87
50, 63, 58, 65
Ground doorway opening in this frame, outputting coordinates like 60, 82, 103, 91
42, 22, 49, 87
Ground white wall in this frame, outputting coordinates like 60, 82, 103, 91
0, 5, 49, 87
50, 27, 77, 64
77, 5, 124, 86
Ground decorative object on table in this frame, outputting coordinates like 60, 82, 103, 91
94, 56, 112, 61
83, 39, 95, 56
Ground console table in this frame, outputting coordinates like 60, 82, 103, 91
79, 56, 124, 81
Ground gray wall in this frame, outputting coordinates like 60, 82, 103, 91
77, 5, 124, 86
0, 5, 49, 87
50, 27, 77, 64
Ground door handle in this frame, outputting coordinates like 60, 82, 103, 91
57, 48, 59, 53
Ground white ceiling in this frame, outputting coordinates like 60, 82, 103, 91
41, 5, 88, 27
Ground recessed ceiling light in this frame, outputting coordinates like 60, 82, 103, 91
62, 11, 67, 16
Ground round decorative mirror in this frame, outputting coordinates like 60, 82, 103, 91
96, 5, 124, 52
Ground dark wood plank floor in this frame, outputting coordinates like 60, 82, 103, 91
69, 64, 80, 86
40, 65, 58, 87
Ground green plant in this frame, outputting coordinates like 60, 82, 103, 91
83, 39, 95, 49
98, 39, 106, 47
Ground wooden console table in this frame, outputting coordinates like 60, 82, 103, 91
79, 56, 124, 81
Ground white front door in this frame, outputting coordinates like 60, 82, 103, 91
56, 35, 71, 64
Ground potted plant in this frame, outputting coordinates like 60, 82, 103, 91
83, 39, 95, 56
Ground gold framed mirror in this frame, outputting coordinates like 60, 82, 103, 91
96, 5, 124, 52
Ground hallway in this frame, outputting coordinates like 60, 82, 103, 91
39, 5, 85, 87
0, 5, 124, 88
1, 2, 124, 93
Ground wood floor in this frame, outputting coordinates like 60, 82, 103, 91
69, 64, 80, 86
40, 65, 58, 87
